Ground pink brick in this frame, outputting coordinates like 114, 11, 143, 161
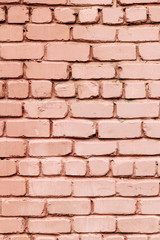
0, 160, 16, 176
79, 8, 99, 23
112, 159, 133, 177
102, 8, 123, 24
0, 62, 23, 78
6, 120, 50, 137
19, 159, 40, 176
0, 7, 5, 21
139, 43, 160, 60
24, 0, 67, 4
77, 81, 99, 99
88, 158, 109, 176
73, 179, 115, 197
72, 63, 115, 79
126, 7, 147, 23
8, 6, 29, 23
101, 81, 122, 98
55, 82, 76, 98
93, 43, 136, 61
73, 216, 116, 233
74, 141, 117, 157
0, 100, 20, 116
0, 179, 26, 196
7, 80, 29, 99
149, 6, 160, 22
70, 0, 112, 5
71, 101, 113, 118
31, 7, 52, 23
140, 198, 160, 214
0, 139, 26, 157
0, 121, 4, 136
94, 198, 136, 214
125, 82, 146, 99
46, 42, 90, 61
47, 199, 90, 215
52, 119, 95, 138
117, 216, 159, 233
135, 159, 156, 176
29, 139, 72, 157
98, 120, 141, 139
65, 158, 86, 176
73, 25, 116, 41
0, 218, 24, 233
143, 120, 160, 138
54, 7, 76, 23
24, 100, 68, 118
0, 81, 4, 98
149, 81, 160, 98
29, 179, 71, 196
41, 158, 62, 176
31, 80, 52, 98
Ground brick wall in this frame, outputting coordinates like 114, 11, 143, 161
0, 0, 160, 239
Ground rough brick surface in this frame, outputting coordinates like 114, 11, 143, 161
1, 0, 160, 239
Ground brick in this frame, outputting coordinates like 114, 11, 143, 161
31, 80, 52, 98
54, 7, 76, 23
81, 235, 102, 240
70, 0, 112, 5
126, 7, 147, 23
93, 43, 136, 61
139, 43, 160, 60
24, 100, 68, 118
0, 218, 24, 233
101, 81, 122, 98
119, 0, 159, 4
119, 63, 160, 79
135, 160, 156, 176
117, 102, 159, 118
0, 25, 23, 42
24, 0, 67, 4
74, 141, 117, 156
119, 139, 160, 155
48, 199, 90, 215
118, 27, 159, 42
149, 6, 160, 22
117, 180, 159, 196
58, 235, 79, 240
125, 82, 146, 99
140, 198, 160, 215
104, 236, 124, 240
0, 139, 26, 157
98, 120, 141, 139
6, 120, 50, 137
65, 159, 86, 176
7, 80, 29, 99
26, 24, 69, 41
79, 8, 99, 23
0, 159, 14, 176
9, 235, 31, 240
34, 237, 56, 240
149, 81, 160, 98
102, 8, 123, 24
19, 159, 40, 176
0, 0, 19, 2
88, 158, 109, 176
31, 7, 52, 23
46, 42, 90, 61
0, 62, 22, 78
73, 25, 116, 41
55, 82, 76, 98
143, 120, 160, 138
52, 119, 95, 138
73, 216, 115, 233
0, 160, 16, 176
71, 101, 113, 118
0, 7, 5, 21
77, 81, 99, 99
0, 121, 4, 136
117, 216, 159, 233
0, 81, 4, 98
127, 236, 147, 240
0, 179, 26, 196
8, 6, 29, 23
2, 199, 44, 216
72, 63, 115, 79
41, 158, 62, 176
0, 101, 22, 117
29, 179, 71, 196
28, 218, 70, 234
94, 198, 136, 214
25, 62, 68, 80
29, 139, 72, 157
73, 179, 115, 197
112, 159, 133, 176
1, 43, 44, 60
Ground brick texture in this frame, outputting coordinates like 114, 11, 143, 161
0, 0, 160, 239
